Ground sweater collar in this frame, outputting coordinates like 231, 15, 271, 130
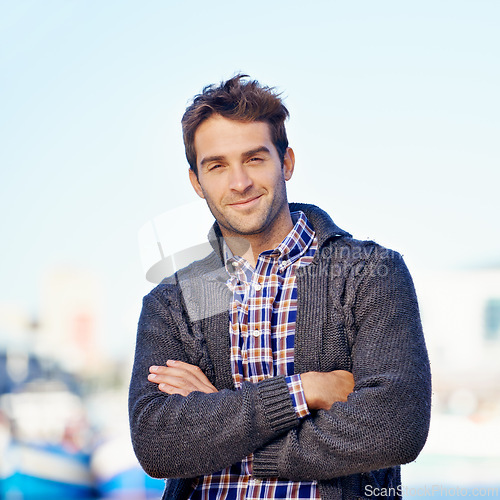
207, 203, 351, 264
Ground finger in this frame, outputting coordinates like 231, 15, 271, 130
150, 363, 217, 392
157, 382, 218, 397
149, 373, 203, 394
148, 371, 198, 390
149, 367, 212, 391
166, 360, 216, 389
148, 371, 216, 394
165, 360, 202, 373
157, 383, 191, 397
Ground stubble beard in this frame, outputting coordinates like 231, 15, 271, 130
205, 182, 290, 239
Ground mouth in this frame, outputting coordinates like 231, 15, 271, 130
228, 194, 263, 209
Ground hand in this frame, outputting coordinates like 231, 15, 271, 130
148, 360, 218, 396
301, 370, 354, 411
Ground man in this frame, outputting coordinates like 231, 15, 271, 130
129, 75, 431, 499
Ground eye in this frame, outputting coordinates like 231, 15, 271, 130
208, 163, 223, 171
248, 157, 263, 163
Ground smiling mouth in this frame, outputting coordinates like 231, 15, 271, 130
228, 195, 262, 208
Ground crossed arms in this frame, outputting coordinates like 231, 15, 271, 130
129, 249, 431, 481
148, 360, 355, 411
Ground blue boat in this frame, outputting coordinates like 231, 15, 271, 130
2, 441, 96, 499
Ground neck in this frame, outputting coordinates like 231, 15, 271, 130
222, 211, 294, 268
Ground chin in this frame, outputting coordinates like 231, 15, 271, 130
228, 224, 266, 236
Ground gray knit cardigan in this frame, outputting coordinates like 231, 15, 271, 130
129, 203, 431, 500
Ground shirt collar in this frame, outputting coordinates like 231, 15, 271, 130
224, 211, 316, 276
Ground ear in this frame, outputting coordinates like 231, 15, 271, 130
188, 168, 205, 199
283, 147, 295, 181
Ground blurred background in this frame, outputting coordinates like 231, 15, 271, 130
1, 0, 499, 498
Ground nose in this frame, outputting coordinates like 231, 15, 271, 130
228, 164, 253, 193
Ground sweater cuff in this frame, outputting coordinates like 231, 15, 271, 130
252, 439, 282, 478
256, 376, 299, 434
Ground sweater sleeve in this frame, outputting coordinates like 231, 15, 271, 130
252, 250, 432, 480
128, 288, 299, 479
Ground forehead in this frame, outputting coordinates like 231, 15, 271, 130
194, 115, 274, 160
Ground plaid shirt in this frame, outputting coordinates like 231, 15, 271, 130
190, 211, 320, 499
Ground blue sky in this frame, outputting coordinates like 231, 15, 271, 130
1, 0, 499, 357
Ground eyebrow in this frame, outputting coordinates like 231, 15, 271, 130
243, 146, 271, 158
200, 155, 226, 168
199, 146, 272, 168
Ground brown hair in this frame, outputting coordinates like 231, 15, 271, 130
182, 74, 290, 176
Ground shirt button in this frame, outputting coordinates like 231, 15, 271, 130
254, 283, 262, 291
252, 330, 260, 337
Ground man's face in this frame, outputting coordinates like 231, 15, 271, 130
189, 115, 294, 241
